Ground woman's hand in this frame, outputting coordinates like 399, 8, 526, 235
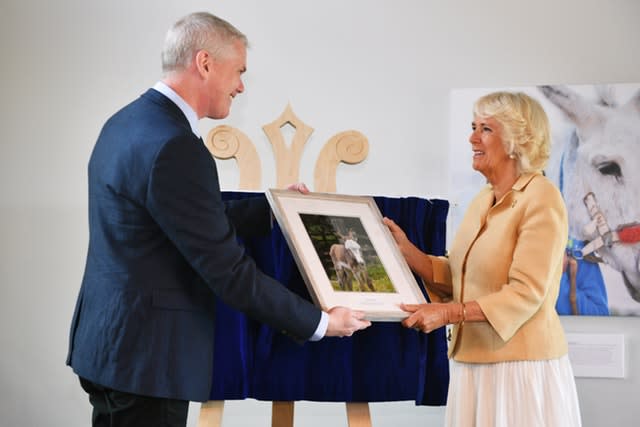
383, 217, 455, 301
383, 217, 414, 259
400, 302, 463, 333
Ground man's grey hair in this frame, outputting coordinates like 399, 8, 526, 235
161, 12, 248, 74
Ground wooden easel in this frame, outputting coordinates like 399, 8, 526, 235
199, 105, 371, 427
197, 401, 371, 427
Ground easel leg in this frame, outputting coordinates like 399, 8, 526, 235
346, 402, 372, 427
272, 401, 294, 427
197, 400, 224, 427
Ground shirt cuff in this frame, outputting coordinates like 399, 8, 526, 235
309, 311, 329, 341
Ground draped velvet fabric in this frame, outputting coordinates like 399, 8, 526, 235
210, 192, 450, 405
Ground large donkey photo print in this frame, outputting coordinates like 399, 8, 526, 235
539, 84, 640, 316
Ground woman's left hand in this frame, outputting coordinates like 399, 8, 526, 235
400, 302, 461, 333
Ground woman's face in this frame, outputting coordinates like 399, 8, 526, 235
469, 115, 511, 182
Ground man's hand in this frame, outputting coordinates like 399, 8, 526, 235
325, 306, 371, 337
286, 182, 310, 194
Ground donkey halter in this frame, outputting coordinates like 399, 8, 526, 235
578, 192, 640, 260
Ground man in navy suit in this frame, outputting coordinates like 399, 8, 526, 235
66, 12, 371, 427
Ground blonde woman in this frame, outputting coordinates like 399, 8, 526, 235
385, 92, 581, 426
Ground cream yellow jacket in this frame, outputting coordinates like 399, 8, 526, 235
430, 172, 569, 362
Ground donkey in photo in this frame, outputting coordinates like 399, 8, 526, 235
539, 85, 640, 302
329, 230, 374, 292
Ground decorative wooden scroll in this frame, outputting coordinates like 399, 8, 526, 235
204, 104, 368, 192
199, 104, 371, 427
314, 130, 368, 193
262, 103, 314, 189
204, 125, 262, 190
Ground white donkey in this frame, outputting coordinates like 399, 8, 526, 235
329, 233, 374, 292
539, 85, 640, 302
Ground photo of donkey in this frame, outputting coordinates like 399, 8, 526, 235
298, 213, 396, 293
539, 84, 640, 316
329, 228, 374, 292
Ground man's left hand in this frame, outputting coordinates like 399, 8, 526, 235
286, 182, 310, 194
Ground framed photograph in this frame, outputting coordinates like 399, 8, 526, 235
266, 189, 427, 321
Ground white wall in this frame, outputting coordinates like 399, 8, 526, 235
1, 0, 639, 426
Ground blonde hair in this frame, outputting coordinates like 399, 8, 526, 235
473, 91, 551, 174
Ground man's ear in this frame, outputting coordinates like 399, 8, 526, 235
195, 50, 213, 77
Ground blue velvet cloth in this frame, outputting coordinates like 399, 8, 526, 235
210, 193, 450, 405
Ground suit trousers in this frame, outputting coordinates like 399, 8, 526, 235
79, 377, 189, 427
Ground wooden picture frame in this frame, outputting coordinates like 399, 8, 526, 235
266, 189, 427, 321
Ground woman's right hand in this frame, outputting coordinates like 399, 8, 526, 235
383, 217, 413, 258
383, 217, 437, 288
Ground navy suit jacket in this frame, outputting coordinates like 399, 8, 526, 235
67, 89, 321, 402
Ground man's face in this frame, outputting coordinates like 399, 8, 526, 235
203, 40, 247, 119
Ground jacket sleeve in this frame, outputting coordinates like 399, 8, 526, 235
146, 136, 320, 342
223, 195, 272, 239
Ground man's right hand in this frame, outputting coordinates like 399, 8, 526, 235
324, 306, 371, 337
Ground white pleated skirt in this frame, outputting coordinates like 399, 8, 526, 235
445, 355, 582, 427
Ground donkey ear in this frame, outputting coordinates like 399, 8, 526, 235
625, 89, 640, 114
594, 84, 617, 108
538, 85, 604, 133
